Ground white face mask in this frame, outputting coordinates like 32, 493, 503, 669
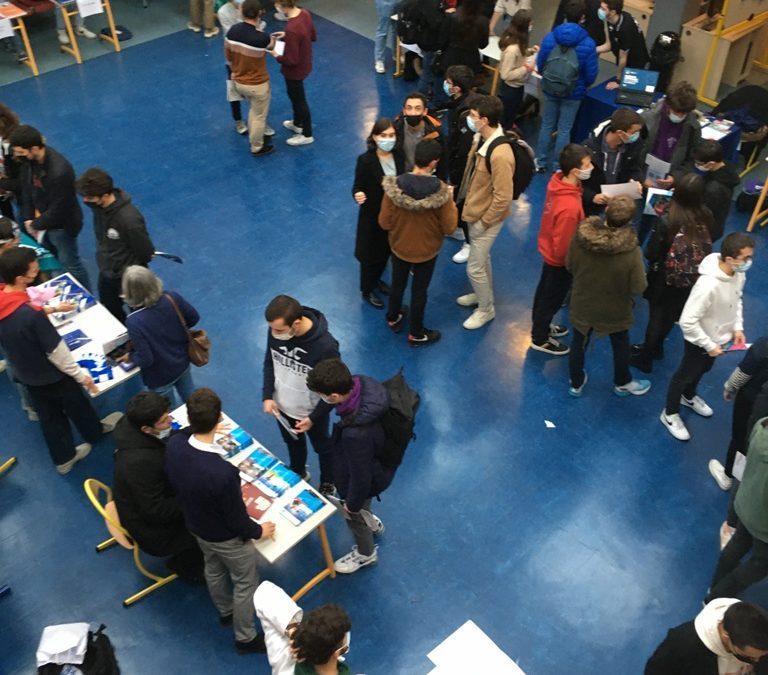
668, 112, 686, 124
575, 167, 593, 180
155, 427, 172, 440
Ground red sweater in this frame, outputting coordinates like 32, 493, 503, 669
537, 172, 584, 267
276, 9, 316, 81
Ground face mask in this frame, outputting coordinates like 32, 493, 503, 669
443, 80, 452, 97
272, 329, 294, 341
624, 131, 640, 144
155, 427, 172, 440
575, 167, 593, 180
466, 116, 479, 132
85, 201, 103, 210
733, 259, 752, 273
668, 112, 686, 124
404, 114, 423, 128
694, 162, 710, 173
597, 8, 608, 21
375, 138, 396, 152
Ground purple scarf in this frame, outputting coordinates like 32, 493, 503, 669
652, 104, 685, 163
336, 376, 362, 417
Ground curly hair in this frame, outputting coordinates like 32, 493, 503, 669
292, 604, 351, 666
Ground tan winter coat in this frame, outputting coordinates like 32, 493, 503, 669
460, 135, 515, 227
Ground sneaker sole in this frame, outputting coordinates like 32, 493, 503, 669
529, 343, 569, 355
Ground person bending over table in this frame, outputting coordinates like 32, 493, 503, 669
596, 0, 649, 91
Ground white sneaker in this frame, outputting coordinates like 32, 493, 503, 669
57, 29, 70, 45
76, 25, 97, 39
235, 120, 247, 135
204, 26, 220, 38
286, 134, 314, 146
0, 358, 5, 373
24, 407, 39, 422
708, 459, 732, 491
362, 511, 385, 534
719, 521, 735, 550
463, 308, 495, 330
187, 21, 202, 32
614, 379, 651, 397
100, 411, 123, 433
569, 372, 587, 397
660, 411, 690, 441
681, 395, 713, 418
375, 60, 385, 74
282, 120, 303, 134
452, 243, 470, 264
447, 229, 465, 242
56, 442, 92, 475
334, 546, 378, 574
264, 125, 276, 136
456, 293, 478, 307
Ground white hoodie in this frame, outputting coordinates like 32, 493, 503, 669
679, 252, 746, 353
694, 598, 753, 675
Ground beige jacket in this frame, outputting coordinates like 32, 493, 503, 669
460, 132, 515, 227
499, 44, 529, 88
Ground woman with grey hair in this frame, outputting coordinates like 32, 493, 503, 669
122, 265, 200, 406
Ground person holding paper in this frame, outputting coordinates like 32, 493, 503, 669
660, 233, 755, 442
262, 294, 340, 495
581, 108, 645, 217
165, 388, 276, 654
269, 0, 317, 147
306, 359, 393, 574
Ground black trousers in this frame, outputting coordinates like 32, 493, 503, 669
708, 521, 768, 600
26, 376, 102, 466
387, 254, 437, 338
498, 82, 524, 130
226, 65, 242, 121
569, 328, 631, 388
531, 263, 571, 344
664, 340, 715, 414
640, 286, 690, 359
285, 78, 312, 137
98, 273, 126, 324
360, 258, 389, 295
275, 412, 333, 484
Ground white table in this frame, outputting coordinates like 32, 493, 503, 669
170, 406, 339, 601
40, 273, 139, 397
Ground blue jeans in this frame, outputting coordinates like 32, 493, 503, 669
374, 0, 396, 63
418, 51, 436, 98
150, 366, 195, 409
44, 229, 92, 292
535, 95, 582, 172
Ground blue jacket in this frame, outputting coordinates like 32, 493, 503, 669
331, 376, 395, 512
537, 22, 598, 101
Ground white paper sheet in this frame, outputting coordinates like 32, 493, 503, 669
544, 420, 556, 428
733, 452, 746, 482
427, 620, 526, 674
0, 18, 14, 39
600, 181, 642, 199
76, 0, 103, 17
273, 39, 285, 57
645, 154, 671, 184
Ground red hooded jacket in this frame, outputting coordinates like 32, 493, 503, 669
0, 284, 39, 320
537, 172, 585, 267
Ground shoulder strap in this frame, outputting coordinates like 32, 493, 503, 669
164, 292, 191, 337
484, 136, 512, 174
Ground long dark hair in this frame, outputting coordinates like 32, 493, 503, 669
0, 103, 19, 139
499, 9, 530, 53
666, 173, 713, 244
365, 117, 395, 152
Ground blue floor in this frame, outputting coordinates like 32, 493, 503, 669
1, 12, 767, 675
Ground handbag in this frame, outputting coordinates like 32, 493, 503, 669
164, 293, 210, 367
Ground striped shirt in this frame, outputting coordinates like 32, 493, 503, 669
224, 22, 271, 86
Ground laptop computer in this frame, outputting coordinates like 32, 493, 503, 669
615, 68, 660, 108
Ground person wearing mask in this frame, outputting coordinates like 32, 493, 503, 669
534, 0, 598, 174
165, 388, 276, 653
693, 139, 740, 243
660, 232, 755, 441
597, 0, 650, 89
9, 125, 92, 291
443, 65, 480, 264
393, 92, 446, 177
121, 266, 200, 408
497, 10, 538, 130
379, 139, 458, 346
566, 197, 649, 397
581, 107, 645, 217
76, 168, 155, 324
631, 174, 714, 374
270, 0, 317, 147
529, 143, 592, 355
352, 117, 404, 309
112, 391, 203, 580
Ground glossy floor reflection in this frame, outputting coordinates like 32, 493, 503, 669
0, 14, 766, 675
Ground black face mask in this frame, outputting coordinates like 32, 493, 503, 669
85, 201, 102, 210
404, 115, 423, 127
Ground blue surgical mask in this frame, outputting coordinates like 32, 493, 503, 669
597, 8, 608, 21
375, 138, 396, 152
466, 116, 478, 132
733, 259, 752, 273
668, 112, 686, 124
443, 80, 452, 97
625, 131, 640, 144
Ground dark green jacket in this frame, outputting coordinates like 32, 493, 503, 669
735, 419, 768, 542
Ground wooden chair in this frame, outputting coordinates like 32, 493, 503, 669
83, 478, 177, 607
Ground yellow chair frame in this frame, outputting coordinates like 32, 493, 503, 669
83, 478, 177, 607
0, 457, 17, 476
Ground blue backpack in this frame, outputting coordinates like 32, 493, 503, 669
541, 44, 580, 97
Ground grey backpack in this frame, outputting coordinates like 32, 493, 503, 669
541, 45, 580, 97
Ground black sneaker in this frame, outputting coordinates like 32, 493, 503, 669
408, 328, 441, 347
549, 324, 568, 338
530, 337, 569, 355
387, 305, 408, 333
235, 634, 267, 654
377, 280, 391, 295
362, 291, 384, 309
16, 51, 28, 64
318, 482, 336, 497
251, 144, 275, 157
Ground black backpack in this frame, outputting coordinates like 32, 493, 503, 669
397, 0, 447, 52
377, 369, 420, 470
38, 625, 120, 675
396, 0, 423, 45
484, 130, 535, 200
